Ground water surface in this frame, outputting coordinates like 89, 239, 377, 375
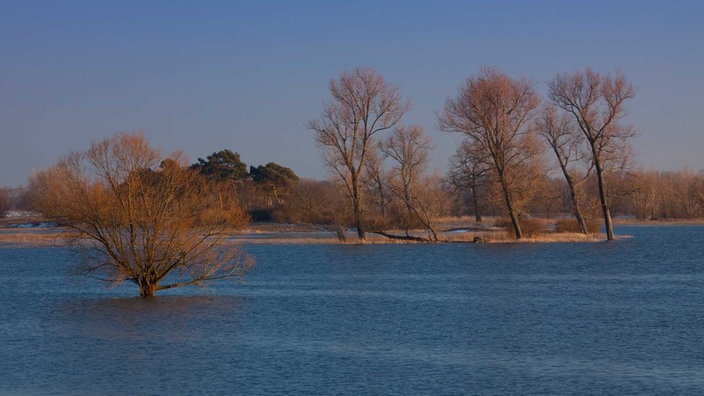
1, 225, 703, 394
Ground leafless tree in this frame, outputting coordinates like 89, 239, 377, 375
536, 105, 592, 233
308, 66, 409, 240
620, 170, 658, 220
446, 139, 490, 222
548, 68, 636, 240
279, 179, 350, 241
281, 179, 338, 222
29, 132, 253, 297
439, 66, 541, 239
363, 149, 390, 219
0, 187, 9, 217
379, 125, 441, 241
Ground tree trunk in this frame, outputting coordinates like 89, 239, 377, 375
334, 224, 347, 242
573, 201, 589, 235
564, 173, 588, 234
507, 206, 522, 240
137, 278, 157, 298
471, 184, 482, 223
594, 159, 615, 241
499, 176, 522, 239
372, 230, 429, 242
351, 180, 366, 240
356, 224, 366, 240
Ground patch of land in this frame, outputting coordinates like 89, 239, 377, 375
0, 215, 634, 247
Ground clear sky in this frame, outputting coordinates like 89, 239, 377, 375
1, 0, 702, 187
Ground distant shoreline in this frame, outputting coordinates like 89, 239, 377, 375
3, 217, 703, 248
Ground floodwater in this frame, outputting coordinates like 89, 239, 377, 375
1, 225, 703, 395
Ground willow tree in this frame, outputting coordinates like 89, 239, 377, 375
29, 132, 253, 297
548, 68, 636, 240
308, 66, 409, 240
439, 66, 541, 239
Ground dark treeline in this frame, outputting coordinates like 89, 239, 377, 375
306, 66, 645, 241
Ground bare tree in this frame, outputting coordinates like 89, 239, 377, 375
308, 66, 409, 240
379, 125, 441, 241
548, 68, 636, 240
446, 139, 490, 222
621, 170, 658, 220
536, 105, 591, 233
363, 149, 390, 219
0, 187, 9, 217
29, 132, 253, 297
439, 66, 541, 239
614, 168, 704, 220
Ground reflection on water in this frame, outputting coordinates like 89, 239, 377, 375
1, 225, 703, 395
57, 296, 246, 342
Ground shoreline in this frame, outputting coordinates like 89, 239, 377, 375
1, 216, 702, 248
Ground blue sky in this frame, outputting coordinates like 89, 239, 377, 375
1, 0, 702, 187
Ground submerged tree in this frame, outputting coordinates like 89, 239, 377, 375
439, 66, 541, 239
308, 66, 409, 240
29, 132, 254, 297
548, 68, 636, 240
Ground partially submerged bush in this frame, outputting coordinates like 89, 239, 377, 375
29, 132, 254, 297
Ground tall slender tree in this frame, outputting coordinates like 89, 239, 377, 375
537, 105, 591, 234
308, 66, 409, 240
548, 68, 636, 240
439, 66, 541, 239
446, 139, 490, 222
380, 125, 440, 241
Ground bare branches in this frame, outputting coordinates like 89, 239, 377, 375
29, 132, 253, 297
379, 126, 442, 241
548, 68, 636, 240
439, 66, 541, 239
536, 105, 591, 233
308, 66, 409, 240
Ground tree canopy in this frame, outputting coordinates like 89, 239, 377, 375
250, 162, 298, 186
307, 66, 409, 240
30, 132, 254, 297
192, 149, 249, 182
439, 66, 542, 239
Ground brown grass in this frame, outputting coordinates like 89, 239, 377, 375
0, 229, 72, 247
1, 216, 629, 248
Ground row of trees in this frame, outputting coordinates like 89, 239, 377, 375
610, 168, 704, 220
307, 68, 448, 241
0, 187, 26, 215
10, 67, 704, 296
308, 66, 637, 241
0, 188, 11, 215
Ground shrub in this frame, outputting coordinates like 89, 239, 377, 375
496, 218, 546, 238
555, 218, 601, 234
520, 218, 546, 237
